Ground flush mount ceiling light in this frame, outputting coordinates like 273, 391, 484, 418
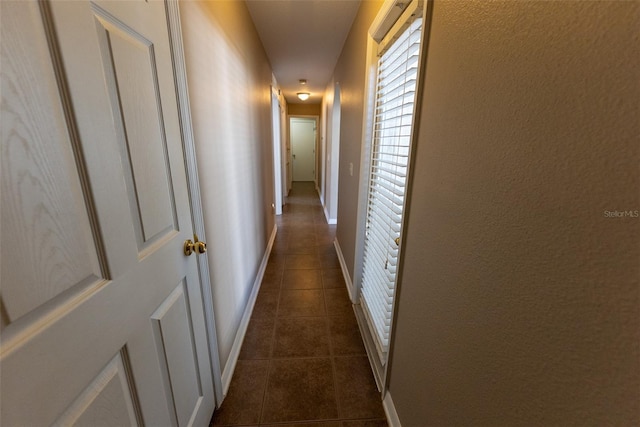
299, 79, 307, 85
297, 92, 310, 101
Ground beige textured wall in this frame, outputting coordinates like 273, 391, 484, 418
389, 1, 640, 425
288, 103, 321, 116
331, 0, 384, 279
179, 1, 275, 372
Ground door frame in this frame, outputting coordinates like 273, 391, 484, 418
271, 86, 283, 215
326, 83, 341, 224
165, 0, 223, 407
288, 115, 319, 187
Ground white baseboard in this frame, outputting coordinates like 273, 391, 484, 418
383, 391, 402, 427
333, 238, 354, 301
323, 206, 337, 225
220, 224, 277, 397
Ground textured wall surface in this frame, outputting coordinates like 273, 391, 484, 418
331, 0, 384, 280
389, 1, 639, 425
288, 103, 321, 116
179, 1, 275, 371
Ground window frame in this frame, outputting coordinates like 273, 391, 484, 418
353, 0, 431, 392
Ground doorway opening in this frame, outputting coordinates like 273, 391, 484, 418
289, 117, 317, 184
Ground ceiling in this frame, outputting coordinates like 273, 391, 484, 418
245, 0, 362, 104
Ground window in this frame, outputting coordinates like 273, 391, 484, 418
356, 0, 425, 380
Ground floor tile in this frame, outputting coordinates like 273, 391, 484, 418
286, 219, 315, 227
273, 238, 289, 254
322, 269, 346, 289
285, 254, 322, 270
269, 252, 287, 269
317, 236, 336, 246
314, 223, 336, 234
253, 289, 279, 318
279, 289, 325, 317
329, 314, 366, 356
288, 232, 316, 243
262, 265, 284, 290
285, 225, 312, 235
334, 356, 385, 420
316, 243, 336, 255
211, 360, 269, 425
285, 244, 318, 255
324, 288, 353, 317
239, 317, 275, 360
273, 317, 330, 358
261, 423, 341, 427
261, 358, 338, 423
319, 252, 341, 269
341, 420, 388, 427
282, 269, 322, 290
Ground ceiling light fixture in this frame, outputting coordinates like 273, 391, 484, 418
297, 92, 310, 101
299, 79, 307, 85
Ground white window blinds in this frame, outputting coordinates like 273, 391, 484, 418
360, 12, 422, 361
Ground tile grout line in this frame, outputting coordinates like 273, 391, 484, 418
318, 223, 344, 422
258, 239, 285, 425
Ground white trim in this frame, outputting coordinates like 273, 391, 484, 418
354, 304, 385, 390
320, 98, 328, 206
353, 31, 379, 305
221, 225, 277, 396
377, 0, 423, 56
164, 0, 224, 407
324, 206, 337, 225
326, 82, 341, 225
383, 391, 402, 427
271, 88, 283, 215
370, 0, 407, 42
333, 238, 354, 301
353, 0, 430, 397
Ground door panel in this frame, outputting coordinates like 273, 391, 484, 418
93, 8, 178, 249
291, 118, 316, 182
0, 0, 105, 329
0, 1, 214, 425
54, 350, 142, 427
151, 282, 203, 427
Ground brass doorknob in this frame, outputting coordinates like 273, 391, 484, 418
195, 240, 207, 254
184, 234, 207, 256
184, 239, 195, 256
193, 234, 206, 254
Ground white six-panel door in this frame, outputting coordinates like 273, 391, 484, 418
0, 1, 214, 425
290, 118, 317, 182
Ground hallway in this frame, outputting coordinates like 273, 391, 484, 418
211, 182, 387, 426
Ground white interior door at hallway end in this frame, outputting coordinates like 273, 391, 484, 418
1, 1, 214, 425
291, 117, 316, 181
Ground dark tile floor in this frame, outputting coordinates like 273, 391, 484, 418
211, 182, 387, 427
